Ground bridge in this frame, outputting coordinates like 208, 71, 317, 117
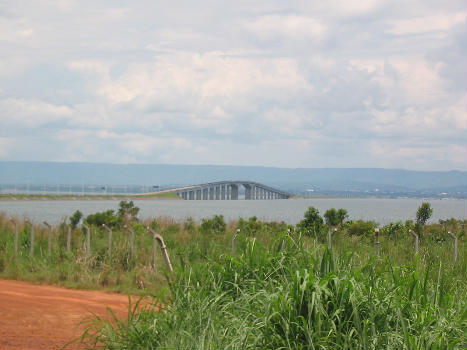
154, 181, 290, 200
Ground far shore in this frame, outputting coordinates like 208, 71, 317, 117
0, 193, 181, 201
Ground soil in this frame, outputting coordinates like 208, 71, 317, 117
0, 280, 144, 349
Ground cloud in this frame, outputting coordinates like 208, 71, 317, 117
387, 12, 465, 35
242, 15, 328, 44
0, 1, 465, 170
0, 98, 73, 127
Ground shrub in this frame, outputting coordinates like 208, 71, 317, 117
382, 221, 404, 236
237, 216, 263, 236
347, 220, 376, 236
85, 210, 119, 228
200, 215, 226, 235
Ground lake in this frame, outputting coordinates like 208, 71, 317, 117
0, 198, 465, 225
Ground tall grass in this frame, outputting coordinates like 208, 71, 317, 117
79, 236, 467, 349
0, 211, 466, 348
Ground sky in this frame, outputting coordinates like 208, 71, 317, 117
0, 0, 466, 171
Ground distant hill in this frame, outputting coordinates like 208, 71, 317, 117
0, 161, 465, 197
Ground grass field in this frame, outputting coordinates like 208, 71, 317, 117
0, 208, 465, 349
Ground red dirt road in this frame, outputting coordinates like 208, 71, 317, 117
0, 280, 140, 349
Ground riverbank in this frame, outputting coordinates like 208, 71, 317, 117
0, 192, 180, 201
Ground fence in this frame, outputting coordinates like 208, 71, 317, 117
3, 219, 461, 272
5, 219, 173, 273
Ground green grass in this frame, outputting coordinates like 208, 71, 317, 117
0, 211, 466, 349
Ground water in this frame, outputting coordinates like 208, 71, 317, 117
0, 198, 465, 225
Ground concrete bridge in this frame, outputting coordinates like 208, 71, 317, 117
156, 181, 290, 200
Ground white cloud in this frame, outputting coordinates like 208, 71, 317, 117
243, 15, 328, 43
387, 12, 465, 35
0, 98, 73, 127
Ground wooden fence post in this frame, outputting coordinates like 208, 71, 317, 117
448, 231, 458, 263
82, 224, 91, 257
232, 229, 240, 255
61, 216, 71, 252
26, 220, 34, 258
43, 221, 52, 255
102, 224, 112, 256
146, 227, 173, 272
281, 228, 291, 251
124, 225, 135, 259
409, 229, 419, 255
10, 219, 18, 256
374, 228, 380, 255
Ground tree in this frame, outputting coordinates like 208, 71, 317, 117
416, 202, 433, 226
324, 208, 349, 226
118, 200, 140, 221
415, 202, 433, 235
298, 206, 324, 236
69, 210, 83, 229
324, 208, 339, 226
336, 209, 348, 225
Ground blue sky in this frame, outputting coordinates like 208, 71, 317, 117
0, 0, 465, 170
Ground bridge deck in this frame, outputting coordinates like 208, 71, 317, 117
139, 181, 289, 200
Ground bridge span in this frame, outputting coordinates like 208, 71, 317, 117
155, 181, 290, 200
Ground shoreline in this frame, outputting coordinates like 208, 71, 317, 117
0, 194, 181, 201
0, 194, 464, 201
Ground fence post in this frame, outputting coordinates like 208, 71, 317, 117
10, 219, 18, 256
26, 220, 34, 258
82, 224, 91, 257
61, 216, 71, 252
328, 228, 337, 249
146, 227, 173, 272
232, 229, 240, 255
374, 228, 380, 255
281, 228, 291, 251
124, 225, 135, 259
66, 225, 71, 252
102, 224, 112, 255
43, 221, 52, 255
409, 229, 419, 255
448, 231, 458, 263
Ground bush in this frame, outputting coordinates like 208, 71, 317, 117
85, 210, 119, 228
237, 216, 263, 236
199, 215, 226, 235
347, 220, 376, 236
382, 221, 404, 236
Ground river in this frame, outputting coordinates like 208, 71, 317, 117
0, 198, 465, 225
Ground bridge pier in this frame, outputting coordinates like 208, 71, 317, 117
221, 185, 226, 200
196, 189, 201, 200
203, 188, 208, 200
189, 190, 195, 200
209, 187, 214, 200
230, 184, 238, 200
244, 184, 252, 200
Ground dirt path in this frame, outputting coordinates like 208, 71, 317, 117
0, 280, 144, 349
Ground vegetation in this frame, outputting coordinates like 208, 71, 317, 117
324, 208, 348, 226
0, 203, 465, 349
